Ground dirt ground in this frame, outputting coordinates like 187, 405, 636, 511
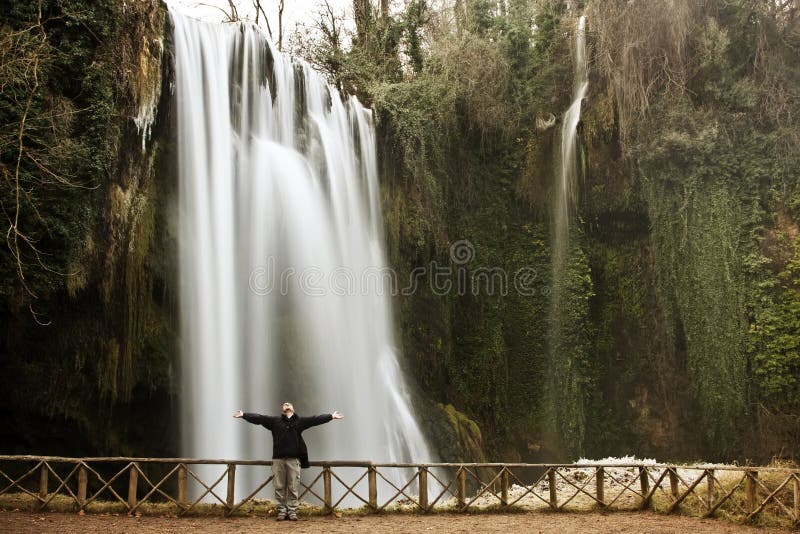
0, 510, 791, 534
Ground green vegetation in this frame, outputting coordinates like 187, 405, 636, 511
293, 0, 800, 462
0, 0, 175, 456
1, 0, 799, 464
293, 0, 593, 460
0, 0, 117, 302
587, 0, 800, 458
750, 235, 800, 410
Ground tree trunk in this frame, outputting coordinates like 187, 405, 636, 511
353, 0, 370, 46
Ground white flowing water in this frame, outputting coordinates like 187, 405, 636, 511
545, 15, 588, 454
169, 6, 433, 497
554, 15, 587, 252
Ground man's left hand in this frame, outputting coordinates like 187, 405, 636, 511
332, 411, 344, 419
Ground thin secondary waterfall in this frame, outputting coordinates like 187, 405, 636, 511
554, 15, 587, 256
168, 6, 433, 494
546, 15, 588, 455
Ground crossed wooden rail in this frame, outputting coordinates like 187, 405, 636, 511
0, 456, 798, 526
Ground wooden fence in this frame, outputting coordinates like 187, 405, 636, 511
1, 456, 798, 525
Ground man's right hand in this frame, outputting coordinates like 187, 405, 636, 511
233, 410, 244, 418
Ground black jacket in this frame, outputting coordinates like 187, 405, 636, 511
243, 412, 333, 468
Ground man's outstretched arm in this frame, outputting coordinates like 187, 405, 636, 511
298, 411, 343, 430
233, 410, 275, 429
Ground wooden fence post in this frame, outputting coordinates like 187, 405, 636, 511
457, 467, 466, 508
746, 470, 758, 513
77, 464, 88, 509
14, 457, 800, 520
177, 464, 187, 508
368, 465, 377, 511
596, 467, 605, 507
127, 464, 138, 510
226, 464, 236, 513
548, 468, 557, 510
38, 463, 48, 502
418, 467, 428, 511
639, 467, 651, 509
323, 466, 332, 513
706, 469, 715, 513
500, 468, 509, 506
669, 468, 679, 502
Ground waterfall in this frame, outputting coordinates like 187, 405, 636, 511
168, 6, 433, 495
554, 15, 587, 253
546, 15, 588, 456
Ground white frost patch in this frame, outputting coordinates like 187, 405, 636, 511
439, 457, 746, 511
577, 455, 659, 465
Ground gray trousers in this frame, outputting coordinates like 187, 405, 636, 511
272, 458, 301, 514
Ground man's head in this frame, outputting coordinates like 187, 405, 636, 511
281, 402, 294, 416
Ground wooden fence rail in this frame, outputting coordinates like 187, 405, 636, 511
0, 456, 798, 526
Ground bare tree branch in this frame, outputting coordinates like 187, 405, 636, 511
9, 37, 41, 297
278, 0, 285, 51
227, 0, 239, 21
253, 0, 273, 40
2, 0, 91, 303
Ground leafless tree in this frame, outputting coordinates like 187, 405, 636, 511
588, 0, 694, 147
226, 0, 239, 20
278, 0, 285, 51
319, 0, 342, 51
253, 0, 274, 40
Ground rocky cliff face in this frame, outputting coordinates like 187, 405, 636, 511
0, 0, 177, 456
375, 0, 800, 463
2, 0, 798, 465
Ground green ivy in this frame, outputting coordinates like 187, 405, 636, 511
749, 235, 800, 411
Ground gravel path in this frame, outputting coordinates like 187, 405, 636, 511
0, 510, 790, 533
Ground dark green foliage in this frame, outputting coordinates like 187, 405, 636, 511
543, 234, 594, 459
0, 0, 118, 305
634, 100, 752, 453
402, 0, 427, 74
750, 233, 800, 412
532, 0, 564, 54
351, 0, 592, 460
0, 0, 176, 457
589, 0, 800, 459
3, 0, 799, 465
373, 0, 799, 461
464, 0, 494, 35
313, 0, 800, 463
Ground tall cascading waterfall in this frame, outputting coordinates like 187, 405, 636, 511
546, 15, 588, 454
168, 6, 434, 496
